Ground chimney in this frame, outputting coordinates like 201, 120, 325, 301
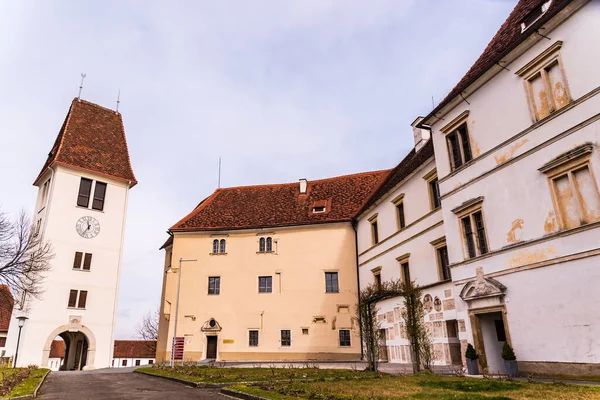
299, 178, 308, 194
411, 116, 430, 151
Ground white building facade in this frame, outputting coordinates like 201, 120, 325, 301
420, 0, 600, 376
356, 125, 463, 367
6, 98, 136, 370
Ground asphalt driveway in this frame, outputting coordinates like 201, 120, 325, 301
37, 368, 225, 399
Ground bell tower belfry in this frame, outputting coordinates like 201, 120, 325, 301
6, 98, 137, 370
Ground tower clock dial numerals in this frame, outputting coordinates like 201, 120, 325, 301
76, 216, 100, 239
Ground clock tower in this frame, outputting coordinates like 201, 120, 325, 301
6, 98, 137, 370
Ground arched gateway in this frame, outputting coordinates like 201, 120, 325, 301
42, 325, 96, 371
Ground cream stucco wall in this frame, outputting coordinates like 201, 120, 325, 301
6, 164, 130, 369
429, 1, 600, 374
157, 222, 361, 362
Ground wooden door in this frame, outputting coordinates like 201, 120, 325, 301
206, 336, 217, 359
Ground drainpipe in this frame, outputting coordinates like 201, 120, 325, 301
351, 220, 364, 360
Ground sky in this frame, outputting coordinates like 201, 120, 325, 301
0, 0, 517, 339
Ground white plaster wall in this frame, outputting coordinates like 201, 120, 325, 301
428, 2, 600, 367
6, 164, 130, 368
357, 158, 438, 255
479, 313, 506, 374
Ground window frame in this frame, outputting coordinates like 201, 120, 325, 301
396, 254, 410, 285
249, 330, 259, 347
431, 237, 451, 282
339, 329, 351, 347
516, 41, 570, 123
368, 214, 379, 245
77, 178, 93, 208
371, 266, 382, 291
325, 272, 339, 293
391, 194, 406, 230
441, 111, 473, 172
423, 169, 441, 210
92, 181, 107, 211
67, 289, 87, 309
539, 144, 600, 229
280, 329, 291, 347
258, 276, 273, 293
208, 276, 221, 295
452, 197, 490, 260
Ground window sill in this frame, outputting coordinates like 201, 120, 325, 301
209, 253, 228, 256
72, 268, 91, 272
67, 307, 86, 310
256, 251, 276, 255
207, 293, 220, 296
258, 292, 273, 294
76, 205, 104, 213
325, 291, 340, 294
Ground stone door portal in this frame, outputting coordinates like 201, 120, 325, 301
206, 336, 217, 359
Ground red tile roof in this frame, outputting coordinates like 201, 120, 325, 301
426, 0, 571, 120
355, 139, 435, 217
0, 286, 13, 332
49, 340, 66, 358
160, 236, 173, 250
34, 98, 137, 187
171, 170, 390, 232
113, 340, 156, 358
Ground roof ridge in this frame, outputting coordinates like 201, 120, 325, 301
217, 169, 391, 191
75, 98, 120, 115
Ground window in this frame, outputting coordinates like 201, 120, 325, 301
73, 252, 92, 270
77, 178, 93, 207
41, 179, 51, 207
249, 330, 259, 347
212, 239, 226, 254
325, 272, 339, 293
122, 360, 127, 367
517, 41, 570, 122
135, 359, 141, 366
401, 262, 410, 284
302, 328, 309, 335
208, 277, 220, 295
0, 337, 6, 347
34, 219, 42, 236
339, 330, 351, 347
453, 198, 489, 259
258, 276, 272, 293
92, 181, 107, 211
148, 360, 154, 365
311, 200, 327, 213
397, 202, 406, 229
430, 178, 441, 209
370, 217, 379, 245
520, 0, 552, 32
373, 272, 382, 290
540, 144, 600, 229
280, 330, 291, 346
312, 205, 326, 213
446, 124, 472, 170
68, 290, 87, 309
259, 237, 273, 253
437, 246, 451, 281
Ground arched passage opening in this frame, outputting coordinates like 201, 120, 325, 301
42, 325, 96, 370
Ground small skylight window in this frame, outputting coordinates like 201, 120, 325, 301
311, 200, 328, 213
312, 206, 326, 213
521, 1, 552, 33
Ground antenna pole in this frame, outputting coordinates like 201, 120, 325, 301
218, 157, 222, 189
78, 73, 87, 100
116, 89, 121, 112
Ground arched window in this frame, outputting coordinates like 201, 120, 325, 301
259, 238, 265, 252
266, 237, 273, 252
212, 239, 219, 254
219, 239, 226, 254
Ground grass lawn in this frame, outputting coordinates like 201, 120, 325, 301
229, 373, 600, 400
136, 365, 376, 384
0, 368, 48, 398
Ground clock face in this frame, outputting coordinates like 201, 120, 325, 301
76, 216, 100, 239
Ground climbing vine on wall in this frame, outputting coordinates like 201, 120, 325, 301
356, 278, 432, 373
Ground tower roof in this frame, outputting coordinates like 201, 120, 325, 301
34, 98, 137, 187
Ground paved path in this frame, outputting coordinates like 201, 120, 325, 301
38, 369, 224, 400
